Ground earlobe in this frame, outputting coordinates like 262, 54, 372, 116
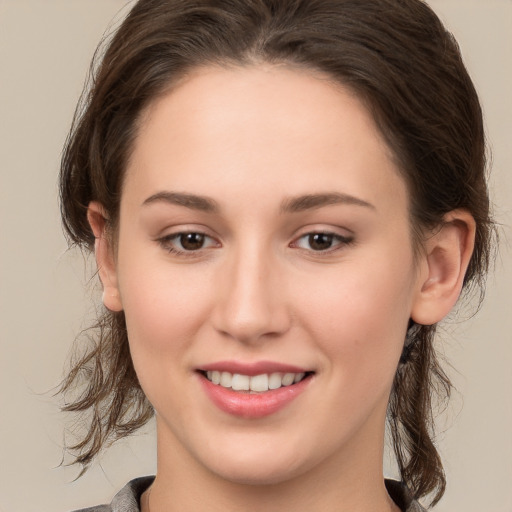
411, 210, 476, 326
87, 201, 123, 312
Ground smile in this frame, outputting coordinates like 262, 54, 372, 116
203, 371, 308, 393
196, 362, 314, 418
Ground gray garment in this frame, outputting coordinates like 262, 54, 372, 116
71, 476, 427, 512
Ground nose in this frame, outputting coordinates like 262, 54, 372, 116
211, 246, 291, 344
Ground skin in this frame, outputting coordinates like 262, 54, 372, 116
89, 65, 475, 512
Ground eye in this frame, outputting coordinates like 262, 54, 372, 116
292, 232, 353, 252
158, 232, 219, 254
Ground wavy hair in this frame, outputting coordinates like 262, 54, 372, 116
59, 0, 493, 505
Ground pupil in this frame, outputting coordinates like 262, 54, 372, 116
309, 233, 333, 251
180, 233, 204, 250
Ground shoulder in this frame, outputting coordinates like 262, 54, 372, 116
70, 476, 155, 512
70, 507, 110, 512
385, 480, 428, 512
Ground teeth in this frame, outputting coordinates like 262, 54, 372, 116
268, 373, 283, 390
231, 374, 250, 391
204, 371, 307, 392
294, 372, 305, 383
250, 374, 268, 392
281, 373, 295, 386
220, 371, 232, 387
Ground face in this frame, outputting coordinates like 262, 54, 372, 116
103, 65, 427, 485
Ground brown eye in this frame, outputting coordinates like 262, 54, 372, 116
158, 231, 218, 255
292, 231, 354, 253
180, 233, 205, 250
308, 233, 334, 251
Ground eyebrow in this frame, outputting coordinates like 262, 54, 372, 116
280, 192, 375, 213
142, 191, 220, 212
141, 190, 374, 214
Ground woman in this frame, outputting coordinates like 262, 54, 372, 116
59, 0, 493, 511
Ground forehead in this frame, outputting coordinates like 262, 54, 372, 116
124, 64, 407, 216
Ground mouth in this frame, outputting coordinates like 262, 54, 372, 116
198, 370, 313, 394
196, 361, 315, 417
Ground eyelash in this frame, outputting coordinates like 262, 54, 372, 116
291, 232, 354, 254
157, 230, 354, 257
157, 232, 219, 257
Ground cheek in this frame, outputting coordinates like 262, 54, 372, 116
298, 251, 416, 371
116, 248, 214, 363
115, 256, 217, 415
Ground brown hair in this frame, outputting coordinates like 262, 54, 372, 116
59, 0, 493, 506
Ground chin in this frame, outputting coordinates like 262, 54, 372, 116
199, 442, 315, 486
210, 462, 304, 487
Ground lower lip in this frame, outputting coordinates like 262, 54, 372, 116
198, 373, 312, 419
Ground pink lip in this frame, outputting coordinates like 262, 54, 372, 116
198, 360, 309, 376
197, 370, 313, 420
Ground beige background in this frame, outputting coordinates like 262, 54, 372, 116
0, 1, 510, 511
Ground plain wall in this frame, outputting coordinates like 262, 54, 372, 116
0, 1, 510, 511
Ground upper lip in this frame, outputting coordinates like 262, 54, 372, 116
198, 360, 311, 376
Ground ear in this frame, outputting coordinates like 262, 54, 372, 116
411, 209, 476, 326
87, 201, 123, 312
